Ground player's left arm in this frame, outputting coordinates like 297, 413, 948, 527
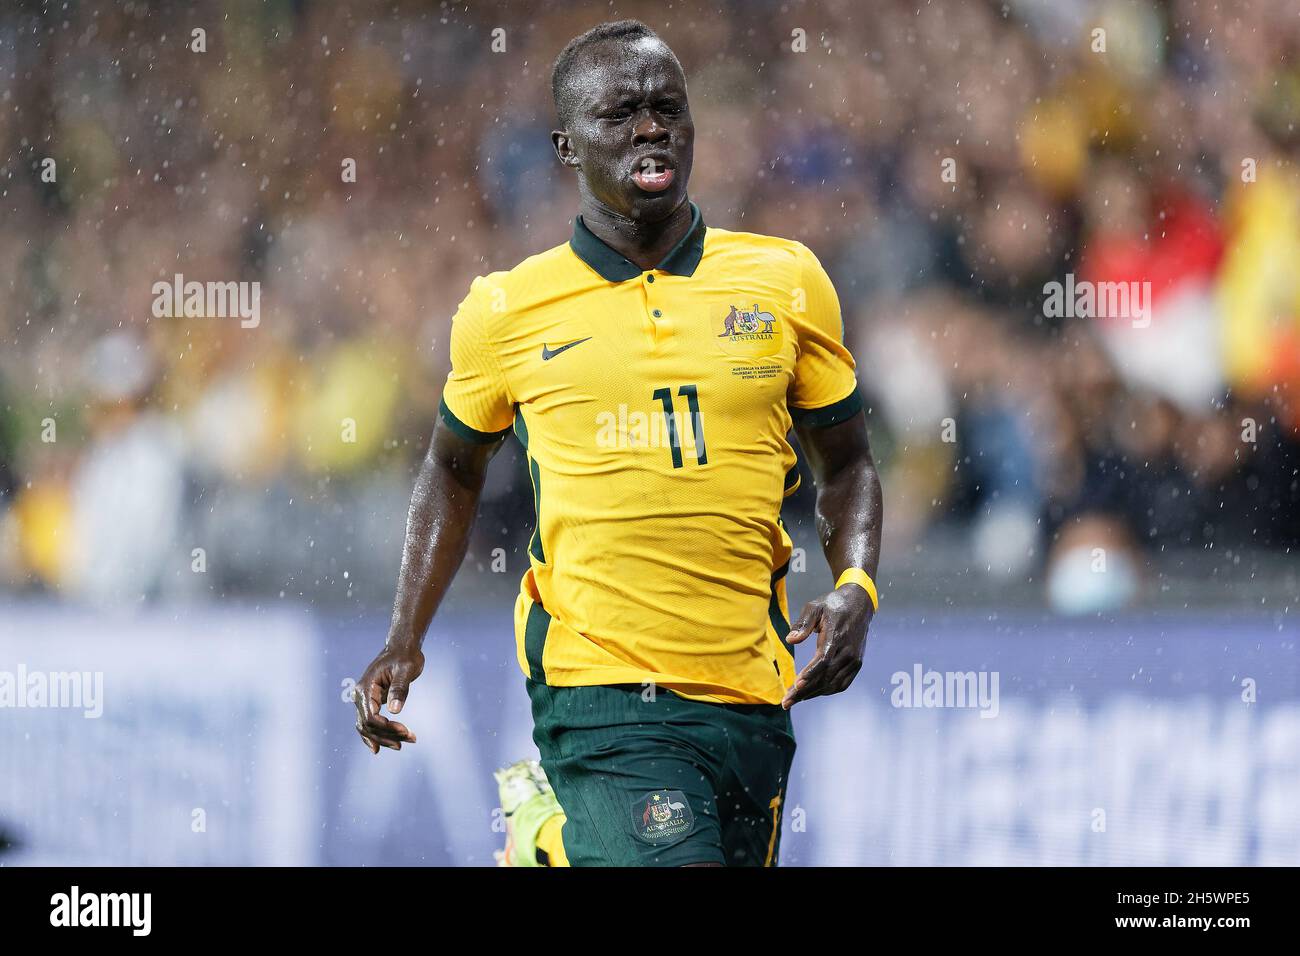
782, 411, 882, 708
781, 241, 882, 709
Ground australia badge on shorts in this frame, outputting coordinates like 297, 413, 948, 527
632, 790, 694, 843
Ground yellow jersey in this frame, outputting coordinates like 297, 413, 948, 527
440, 202, 860, 704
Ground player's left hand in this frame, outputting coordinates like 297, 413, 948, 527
781, 583, 874, 709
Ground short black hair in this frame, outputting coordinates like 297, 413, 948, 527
550, 19, 672, 126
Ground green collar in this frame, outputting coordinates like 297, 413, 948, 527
570, 201, 706, 282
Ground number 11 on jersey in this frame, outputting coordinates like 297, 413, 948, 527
652, 384, 707, 468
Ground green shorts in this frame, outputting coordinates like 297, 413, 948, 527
527, 680, 796, 867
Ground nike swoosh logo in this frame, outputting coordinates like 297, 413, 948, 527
541, 337, 592, 361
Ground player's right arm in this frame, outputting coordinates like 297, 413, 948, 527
353, 421, 506, 753
355, 278, 515, 754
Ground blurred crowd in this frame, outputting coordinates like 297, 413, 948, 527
0, 0, 1297, 611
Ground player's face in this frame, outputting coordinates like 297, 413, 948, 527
556, 38, 694, 222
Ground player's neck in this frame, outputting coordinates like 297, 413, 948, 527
578, 197, 694, 272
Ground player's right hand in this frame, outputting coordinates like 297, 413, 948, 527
353, 646, 424, 754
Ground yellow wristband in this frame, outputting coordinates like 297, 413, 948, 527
835, 568, 879, 611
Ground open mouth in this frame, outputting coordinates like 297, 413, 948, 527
631, 156, 676, 193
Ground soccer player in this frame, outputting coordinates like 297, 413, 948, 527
354, 19, 883, 867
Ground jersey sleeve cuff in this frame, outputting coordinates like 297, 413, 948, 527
782, 463, 802, 497
789, 387, 863, 429
439, 398, 512, 443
